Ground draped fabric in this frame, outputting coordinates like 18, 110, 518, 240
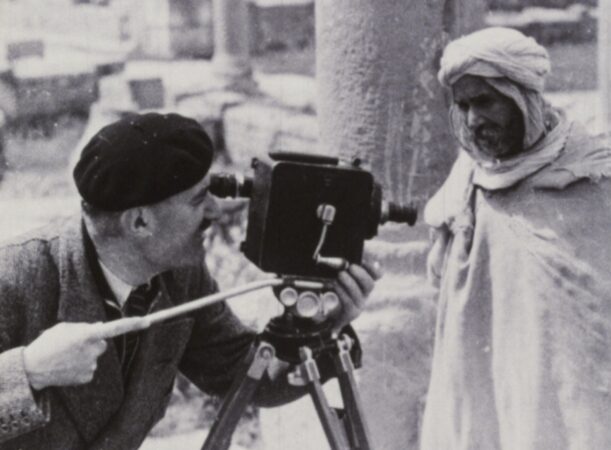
438, 27, 550, 92
421, 122, 611, 449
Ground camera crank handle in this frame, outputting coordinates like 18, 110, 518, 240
314, 255, 349, 271
312, 204, 349, 270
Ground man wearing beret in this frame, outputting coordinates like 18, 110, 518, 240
0, 112, 379, 449
422, 28, 611, 449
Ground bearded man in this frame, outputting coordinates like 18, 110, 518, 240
0, 112, 378, 449
422, 27, 611, 450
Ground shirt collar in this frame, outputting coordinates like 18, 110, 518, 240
98, 260, 135, 307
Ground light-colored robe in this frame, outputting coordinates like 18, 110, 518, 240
421, 124, 611, 450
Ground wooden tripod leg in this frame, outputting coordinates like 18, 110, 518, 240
289, 346, 351, 450
333, 335, 373, 450
201, 342, 275, 450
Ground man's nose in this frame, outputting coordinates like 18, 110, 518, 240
466, 107, 484, 130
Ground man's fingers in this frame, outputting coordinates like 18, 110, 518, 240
360, 249, 383, 281
348, 264, 376, 296
91, 317, 152, 340
337, 270, 365, 308
363, 260, 383, 280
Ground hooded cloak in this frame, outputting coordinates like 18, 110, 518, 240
421, 28, 611, 450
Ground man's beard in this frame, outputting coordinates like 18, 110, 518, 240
469, 123, 522, 159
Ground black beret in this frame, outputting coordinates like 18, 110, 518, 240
73, 112, 214, 211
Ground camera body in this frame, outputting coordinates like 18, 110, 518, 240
210, 152, 416, 279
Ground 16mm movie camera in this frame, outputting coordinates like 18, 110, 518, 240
209, 152, 417, 352
210, 151, 416, 279
200, 152, 417, 449
209, 151, 416, 360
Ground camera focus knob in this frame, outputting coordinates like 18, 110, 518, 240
279, 287, 298, 307
296, 291, 320, 318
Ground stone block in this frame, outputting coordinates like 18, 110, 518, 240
254, 73, 316, 111
249, 0, 315, 54
178, 91, 248, 123
0, 72, 18, 120
486, 5, 597, 44
137, 0, 213, 59
95, 61, 126, 77
223, 102, 318, 168
12, 71, 98, 119
178, 91, 249, 163
6, 40, 44, 61
128, 78, 165, 110
97, 74, 136, 111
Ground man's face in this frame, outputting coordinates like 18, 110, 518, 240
451, 75, 525, 159
144, 175, 221, 270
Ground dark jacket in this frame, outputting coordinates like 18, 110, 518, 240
0, 216, 256, 449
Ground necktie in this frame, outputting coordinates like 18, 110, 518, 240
120, 281, 158, 379
125, 283, 156, 317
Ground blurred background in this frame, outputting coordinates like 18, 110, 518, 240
0, 0, 606, 448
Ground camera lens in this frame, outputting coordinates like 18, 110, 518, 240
381, 201, 418, 226
209, 173, 252, 198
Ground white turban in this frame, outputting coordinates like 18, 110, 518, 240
438, 27, 551, 92
439, 27, 554, 152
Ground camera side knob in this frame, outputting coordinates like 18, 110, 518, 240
278, 287, 298, 307
321, 291, 340, 315
296, 291, 320, 318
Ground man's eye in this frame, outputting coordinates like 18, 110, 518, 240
456, 102, 468, 112
191, 194, 208, 206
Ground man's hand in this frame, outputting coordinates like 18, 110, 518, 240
330, 253, 382, 333
23, 317, 150, 390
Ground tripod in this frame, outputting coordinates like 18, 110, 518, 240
200, 312, 373, 450
97, 277, 373, 449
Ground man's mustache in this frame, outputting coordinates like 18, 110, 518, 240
199, 218, 213, 232
473, 124, 501, 140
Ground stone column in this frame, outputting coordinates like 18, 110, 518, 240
211, 0, 253, 86
312, 1, 485, 449
445, 0, 487, 36
600, 0, 611, 134
316, 0, 482, 205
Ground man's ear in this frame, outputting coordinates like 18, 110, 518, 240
120, 207, 155, 237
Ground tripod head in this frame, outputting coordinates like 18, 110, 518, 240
262, 277, 343, 364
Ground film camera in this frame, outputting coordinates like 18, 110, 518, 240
199, 152, 417, 449
209, 151, 417, 342
210, 151, 416, 279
